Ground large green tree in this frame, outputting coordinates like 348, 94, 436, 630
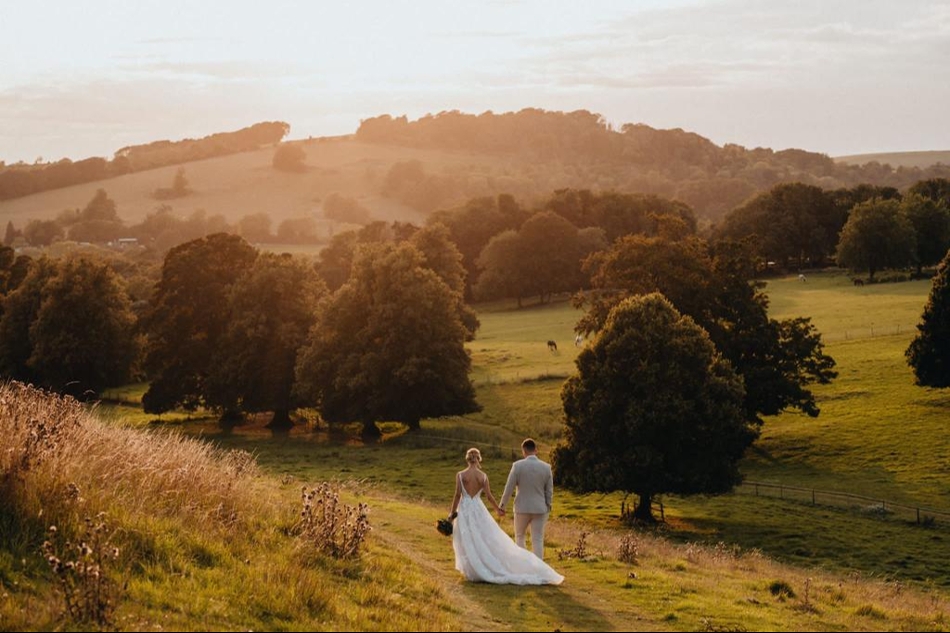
211, 253, 325, 428
0, 256, 136, 393
553, 293, 753, 522
142, 233, 258, 417
717, 183, 843, 269
27, 256, 138, 393
577, 235, 836, 423
900, 193, 950, 276
0, 258, 59, 382
295, 242, 478, 437
836, 198, 916, 280
475, 211, 600, 306
906, 249, 950, 387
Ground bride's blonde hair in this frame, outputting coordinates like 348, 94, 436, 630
465, 447, 482, 464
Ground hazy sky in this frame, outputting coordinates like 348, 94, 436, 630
2, 0, 949, 163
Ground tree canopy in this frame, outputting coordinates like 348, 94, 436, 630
836, 198, 916, 280
295, 242, 478, 437
0, 256, 137, 394
142, 233, 258, 416
212, 253, 326, 427
906, 248, 950, 387
553, 293, 753, 522
576, 235, 837, 423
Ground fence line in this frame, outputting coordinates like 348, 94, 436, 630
738, 480, 950, 528
395, 433, 950, 529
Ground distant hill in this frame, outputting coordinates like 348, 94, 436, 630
834, 150, 950, 169
4, 110, 950, 235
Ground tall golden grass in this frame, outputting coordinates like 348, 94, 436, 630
0, 381, 272, 542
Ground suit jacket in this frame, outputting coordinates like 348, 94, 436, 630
500, 455, 553, 514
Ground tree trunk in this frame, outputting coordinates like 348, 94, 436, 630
869, 265, 876, 281
632, 492, 655, 523
361, 420, 382, 440
218, 408, 244, 426
267, 408, 293, 430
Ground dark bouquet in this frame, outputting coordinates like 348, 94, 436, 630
437, 512, 457, 536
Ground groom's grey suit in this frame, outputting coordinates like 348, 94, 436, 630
499, 454, 553, 559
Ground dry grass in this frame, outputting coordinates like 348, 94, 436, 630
0, 382, 461, 631
0, 381, 270, 541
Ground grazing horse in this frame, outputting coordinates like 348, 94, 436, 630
853, 278, 865, 287
547, 340, 557, 352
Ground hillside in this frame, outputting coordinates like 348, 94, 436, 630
0, 139, 438, 230
835, 150, 950, 169
5, 110, 950, 237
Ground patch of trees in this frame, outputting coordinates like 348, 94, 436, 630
140, 232, 478, 432
717, 179, 950, 279
315, 220, 478, 338
475, 211, 606, 306
152, 167, 192, 200
323, 193, 372, 225
0, 254, 138, 394
0, 122, 289, 201
296, 242, 478, 437
272, 143, 307, 172
356, 109, 950, 220
431, 189, 695, 301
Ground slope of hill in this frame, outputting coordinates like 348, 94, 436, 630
835, 150, 950, 169
5, 110, 950, 237
0, 139, 445, 228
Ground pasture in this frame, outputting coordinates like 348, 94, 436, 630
104, 271, 950, 585
83, 270, 950, 630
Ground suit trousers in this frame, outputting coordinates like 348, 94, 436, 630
513, 511, 548, 560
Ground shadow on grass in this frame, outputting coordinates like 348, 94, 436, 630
463, 581, 615, 632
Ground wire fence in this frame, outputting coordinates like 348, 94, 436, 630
738, 480, 950, 528
393, 433, 950, 529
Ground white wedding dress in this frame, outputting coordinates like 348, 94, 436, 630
452, 484, 564, 585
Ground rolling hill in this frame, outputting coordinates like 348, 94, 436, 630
835, 150, 950, 169
4, 110, 950, 239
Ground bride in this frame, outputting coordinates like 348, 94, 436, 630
448, 447, 563, 585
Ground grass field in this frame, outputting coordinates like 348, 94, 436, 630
100, 271, 950, 583
71, 270, 950, 630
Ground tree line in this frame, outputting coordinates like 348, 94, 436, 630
716, 179, 950, 279
359, 109, 950, 219
0, 122, 289, 201
5, 187, 375, 254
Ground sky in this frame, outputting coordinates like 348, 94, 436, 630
2, 0, 949, 164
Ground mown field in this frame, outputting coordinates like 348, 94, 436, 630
76, 270, 950, 630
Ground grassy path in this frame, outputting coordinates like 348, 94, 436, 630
363, 494, 664, 632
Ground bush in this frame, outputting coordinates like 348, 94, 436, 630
272, 143, 307, 172
297, 483, 370, 559
41, 515, 121, 628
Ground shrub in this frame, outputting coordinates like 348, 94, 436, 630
41, 514, 121, 628
272, 143, 307, 172
297, 483, 370, 559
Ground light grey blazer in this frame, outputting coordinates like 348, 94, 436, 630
500, 455, 553, 514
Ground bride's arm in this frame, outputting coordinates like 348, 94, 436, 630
483, 475, 504, 514
449, 473, 461, 518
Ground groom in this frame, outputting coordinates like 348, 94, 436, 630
499, 438, 553, 560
